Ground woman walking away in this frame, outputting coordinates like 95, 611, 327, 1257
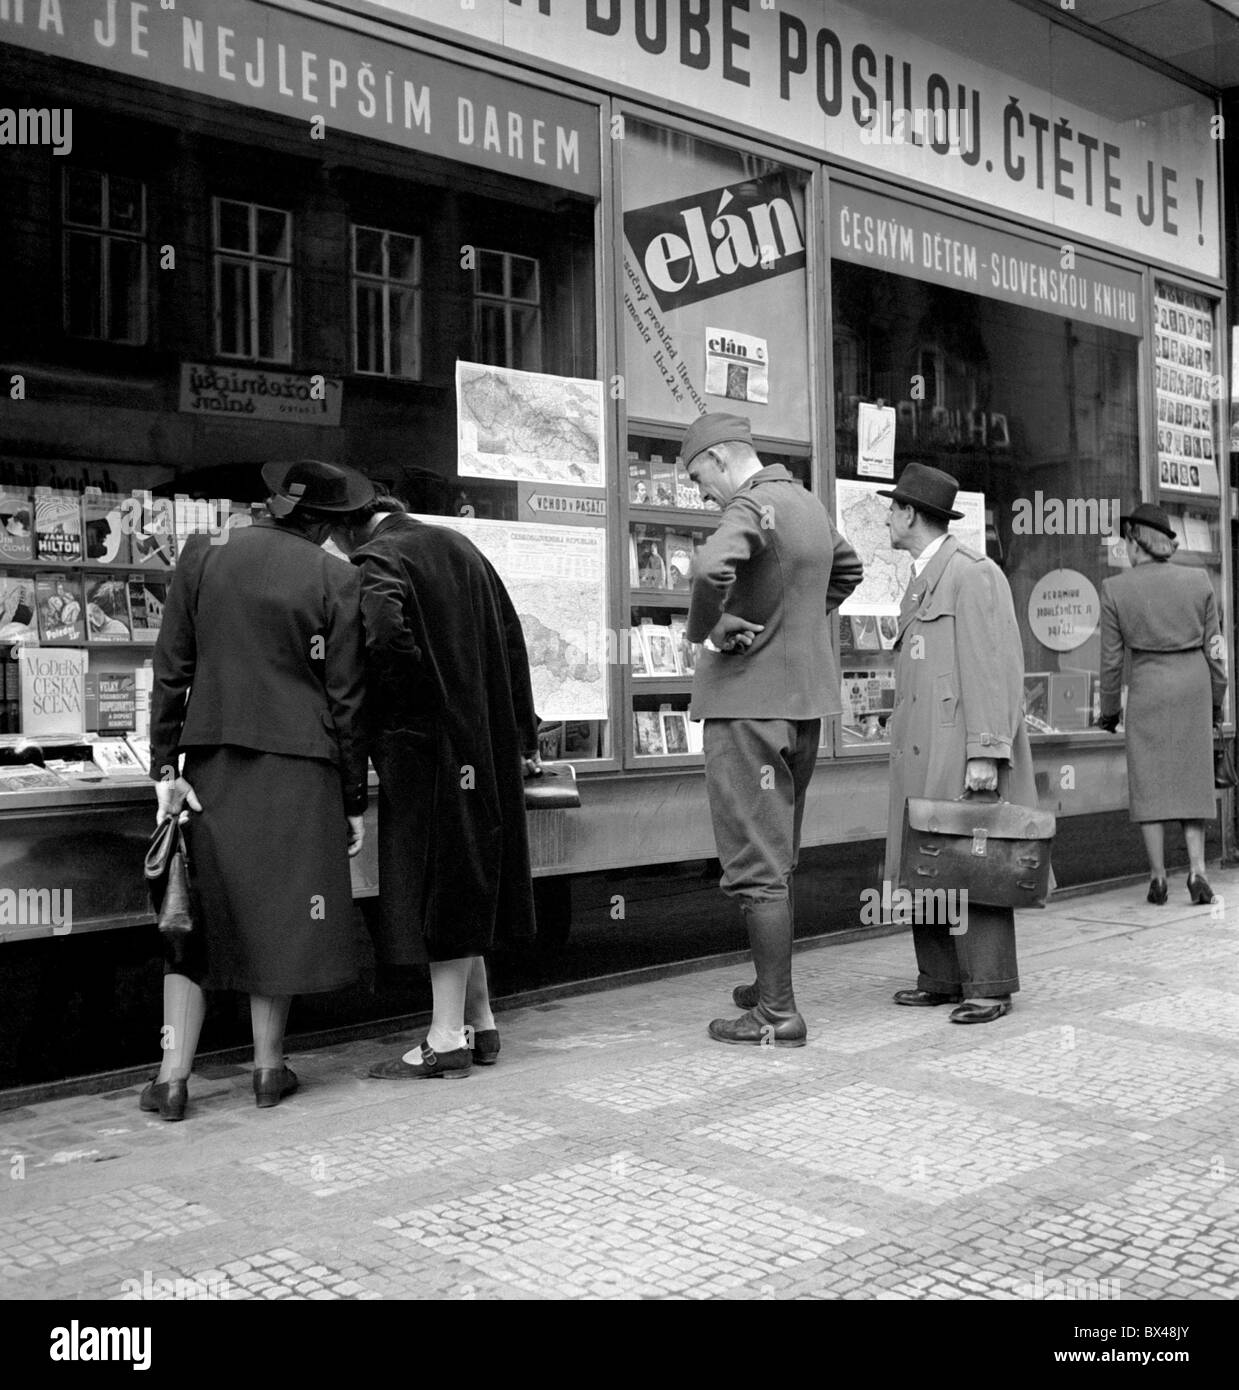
330, 496, 540, 1080
1098, 502, 1227, 905
141, 460, 372, 1120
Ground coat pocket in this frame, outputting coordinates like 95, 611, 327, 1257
935, 673, 959, 727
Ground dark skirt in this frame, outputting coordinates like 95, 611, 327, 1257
178, 747, 359, 994
1126, 649, 1216, 823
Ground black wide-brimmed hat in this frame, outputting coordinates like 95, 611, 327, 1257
1118, 501, 1175, 539
261, 459, 376, 517
876, 462, 964, 521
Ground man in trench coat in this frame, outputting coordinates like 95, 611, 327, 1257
880, 463, 1038, 1023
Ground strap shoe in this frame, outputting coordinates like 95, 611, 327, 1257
469, 1028, 500, 1066
368, 1043, 472, 1080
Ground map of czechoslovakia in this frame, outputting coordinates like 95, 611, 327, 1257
413, 514, 608, 722
834, 479, 910, 615
457, 361, 604, 488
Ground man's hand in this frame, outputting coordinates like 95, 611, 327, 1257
155, 776, 202, 825
964, 758, 998, 792
1097, 713, 1121, 734
709, 613, 764, 653
522, 752, 544, 777
346, 814, 365, 858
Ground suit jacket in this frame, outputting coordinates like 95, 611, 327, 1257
687, 465, 864, 719
1100, 561, 1227, 717
150, 519, 368, 814
885, 535, 1038, 880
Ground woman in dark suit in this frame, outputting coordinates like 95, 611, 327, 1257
142, 460, 372, 1120
1099, 502, 1227, 904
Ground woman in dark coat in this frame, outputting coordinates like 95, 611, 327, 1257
1099, 502, 1227, 904
142, 460, 372, 1119
331, 498, 540, 1080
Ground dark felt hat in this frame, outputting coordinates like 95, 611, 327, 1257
1119, 501, 1175, 539
261, 459, 376, 517
681, 412, 753, 467
876, 462, 964, 521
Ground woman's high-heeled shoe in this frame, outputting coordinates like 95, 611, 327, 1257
1187, 873, 1216, 905
139, 1076, 188, 1122
1147, 877, 1168, 904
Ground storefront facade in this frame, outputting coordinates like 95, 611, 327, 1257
0, 1, 1230, 972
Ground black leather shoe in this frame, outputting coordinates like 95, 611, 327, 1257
1187, 873, 1216, 905
139, 1077, 187, 1122
1147, 877, 1169, 904
707, 1008, 807, 1047
732, 981, 759, 1010
893, 988, 962, 1007
470, 1029, 500, 1067
949, 998, 1012, 1025
253, 1065, 298, 1108
368, 1043, 472, 1080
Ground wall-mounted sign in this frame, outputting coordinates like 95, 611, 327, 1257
178, 364, 343, 426
1027, 569, 1100, 652
835, 184, 1143, 336
857, 403, 895, 480
352, 0, 1220, 277
0, 0, 599, 194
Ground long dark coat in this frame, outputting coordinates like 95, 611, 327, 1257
352, 514, 539, 961
885, 536, 1038, 881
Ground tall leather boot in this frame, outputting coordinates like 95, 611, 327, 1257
732, 877, 795, 1010
709, 897, 806, 1046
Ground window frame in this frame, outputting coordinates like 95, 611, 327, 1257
472, 247, 543, 371
61, 168, 149, 345
211, 196, 293, 364
350, 223, 423, 381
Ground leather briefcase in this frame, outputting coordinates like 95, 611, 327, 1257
899, 793, 1056, 909
524, 761, 581, 810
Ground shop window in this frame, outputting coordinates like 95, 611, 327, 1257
351, 225, 421, 380
473, 249, 541, 371
62, 168, 147, 344
832, 259, 1142, 745
213, 198, 292, 363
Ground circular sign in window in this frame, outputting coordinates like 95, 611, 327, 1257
1027, 569, 1100, 652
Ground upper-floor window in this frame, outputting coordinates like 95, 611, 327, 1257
473, 249, 541, 371
62, 169, 147, 344
352, 225, 421, 379
213, 198, 292, 363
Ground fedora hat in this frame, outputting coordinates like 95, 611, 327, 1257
261, 459, 376, 517
876, 462, 964, 521
681, 412, 753, 468
1118, 501, 1175, 539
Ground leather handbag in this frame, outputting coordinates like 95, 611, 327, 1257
1215, 729, 1238, 790
899, 792, 1056, 909
144, 815, 198, 936
524, 761, 581, 810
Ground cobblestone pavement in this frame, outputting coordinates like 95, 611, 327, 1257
2, 873, 1237, 1303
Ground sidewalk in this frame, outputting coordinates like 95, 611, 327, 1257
1, 873, 1236, 1302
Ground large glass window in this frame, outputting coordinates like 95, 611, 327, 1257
213, 198, 292, 363
62, 169, 147, 344
831, 259, 1140, 744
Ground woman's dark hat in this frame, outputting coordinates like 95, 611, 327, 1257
1119, 501, 1175, 539
261, 460, 376, 517
876, 462, 964, 521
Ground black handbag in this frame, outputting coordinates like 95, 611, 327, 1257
144, 815, 198, 936
899, 791, 1057, 909
1215, 729, 1238, 790
524, 761, 581, 810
